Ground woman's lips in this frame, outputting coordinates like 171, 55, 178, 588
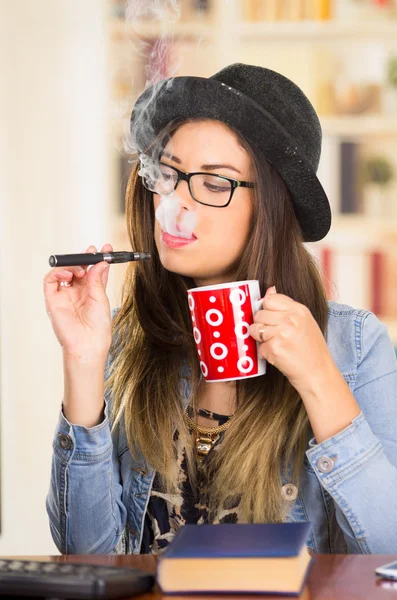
161, 231, 197, 249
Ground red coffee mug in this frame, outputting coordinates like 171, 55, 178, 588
187, 280, 267, 382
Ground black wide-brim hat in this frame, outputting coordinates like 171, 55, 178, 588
130, 63, 331, 242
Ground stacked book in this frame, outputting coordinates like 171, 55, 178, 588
241, 0, 332, 21
157, 522, 313, 596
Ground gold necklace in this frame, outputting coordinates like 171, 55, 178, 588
184, 412, 233, 466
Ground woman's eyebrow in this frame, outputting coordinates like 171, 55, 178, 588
162, 152, 242, 175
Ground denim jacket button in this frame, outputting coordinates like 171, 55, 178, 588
317, 456, 335, 473
58, 434, 72, 450
282, 483, 298, 501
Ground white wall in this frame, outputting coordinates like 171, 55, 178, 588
0, 0, 111, 553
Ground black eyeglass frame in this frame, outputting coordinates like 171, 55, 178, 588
140, 160, 255, 208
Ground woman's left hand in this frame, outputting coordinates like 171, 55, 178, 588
249, 286, 335, 395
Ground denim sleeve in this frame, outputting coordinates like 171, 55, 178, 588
46, 308, 127, 554
306, 312, 397, 553
46, 399, 127, 554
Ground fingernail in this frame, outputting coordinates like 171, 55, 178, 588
76, 266, 85, 272
266, 286, 277, 295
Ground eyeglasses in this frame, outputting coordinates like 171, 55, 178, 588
139, 160, 255, 208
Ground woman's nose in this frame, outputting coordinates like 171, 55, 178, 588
175, 179, 196, 210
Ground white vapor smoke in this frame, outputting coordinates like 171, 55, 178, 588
156, 195, 198, 239
123, 0, 182, 157
139, 153, 198, 239
123, 0, 198, 240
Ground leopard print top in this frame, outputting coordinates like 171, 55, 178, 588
140, 410, 239, 555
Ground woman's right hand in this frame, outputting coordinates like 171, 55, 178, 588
43, 243, 113, 362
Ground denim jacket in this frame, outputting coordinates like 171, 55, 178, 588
46, 301, 397, 555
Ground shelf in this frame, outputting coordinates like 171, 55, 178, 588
110, 18, 214, 40
329, 215, 397, 235
112, 18, 397, 42
238, 20, 397, 41
320, 116, 397, 138
320, 216, 397, 252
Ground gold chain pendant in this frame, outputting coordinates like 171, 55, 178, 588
184, 412, 233, 468
184, 412, 232, 436
196, 434, 214, 457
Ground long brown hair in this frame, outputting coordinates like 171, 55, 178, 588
105, 117, 329, 523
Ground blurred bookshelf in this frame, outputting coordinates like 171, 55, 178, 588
111, 18, 214, 39
108, 0, 397, 352
112, 18, 397, 41
321, 117, 397, 137
238, 20, 397, 40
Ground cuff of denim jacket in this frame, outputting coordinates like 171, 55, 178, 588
52, 399, 112, 463
305, 412, 382, 487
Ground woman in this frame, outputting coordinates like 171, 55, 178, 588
44, 63, 397, 555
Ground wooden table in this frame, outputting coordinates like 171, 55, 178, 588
8, 554, 397, 600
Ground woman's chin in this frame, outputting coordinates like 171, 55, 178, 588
159, 255, 229, 285
160, 257, 199, 279
155, 237, 230, 283
156, 250, 205, 280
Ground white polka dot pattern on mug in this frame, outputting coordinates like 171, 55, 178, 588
237, 356, 254, 373
210, 343, 228, 361
229, 288, 246, 307
193, 327, 201, 344
234, 322, 250, 340
205, 309, 223, 326
189, 286, 257, 378
200, 361, 208, 376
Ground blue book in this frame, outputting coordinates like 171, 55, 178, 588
157, 522, 313, 596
